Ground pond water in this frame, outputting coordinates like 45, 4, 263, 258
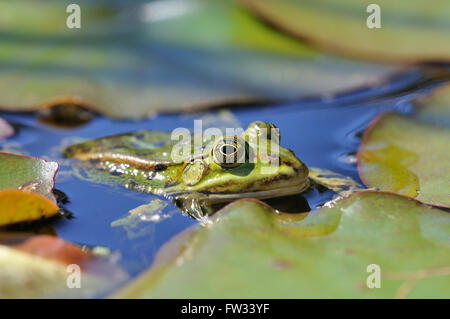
0, 67, 446, 283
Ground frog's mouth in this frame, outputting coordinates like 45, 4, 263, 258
204, 179, 310, 203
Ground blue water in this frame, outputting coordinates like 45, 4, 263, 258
0, 67, 447, 282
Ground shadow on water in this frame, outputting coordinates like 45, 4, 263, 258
0, 67, 449, 283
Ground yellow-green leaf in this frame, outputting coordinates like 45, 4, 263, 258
358, 113, 450, 207
242, 0, 450, 62
116, 192, 450, 298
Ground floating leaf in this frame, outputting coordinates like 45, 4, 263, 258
0, 235, 128, 298
14, 235, 93, 266
0, 152, 59, 225
0, 0, 128, 37
415, 83, 450, 126
116, 192, 450, 298
0, 117, 13, 141
0, 152, 58, 202
0, 190, 59, 227
358, 113, 450, 207
0, 0, 397, 118
242, 0, 450, 62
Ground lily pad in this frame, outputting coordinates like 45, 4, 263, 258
0, 117, 13, 141
0, 190, 59, 227
0, 0, 397, 118
242, 0, 450, 62
0, 235, 128, 298
0, 152, 59, 225
358, 113, 450, 207
0, 152, 58, 202
116, 192, 450, 298
415, 83, 450, 126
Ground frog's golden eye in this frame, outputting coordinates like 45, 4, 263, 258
211, 136, 246, 169
245, 121, 280, 142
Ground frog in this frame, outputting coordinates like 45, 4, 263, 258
63, 121, 359, 220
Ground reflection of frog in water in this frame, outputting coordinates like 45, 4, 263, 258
64, 121, 361, 220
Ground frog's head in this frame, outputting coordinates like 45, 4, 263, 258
176, 121, 309, 202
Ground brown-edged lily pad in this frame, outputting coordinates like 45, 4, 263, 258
0, 152, 59, 225
242, 0, 450, 62
116, 192, 450, 298
0, 0, 397, 118
0, 235, 128, 298
358, 113, 450, 207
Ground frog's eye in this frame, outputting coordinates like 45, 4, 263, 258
211, 136, 246, 169
245, 121, 280, 143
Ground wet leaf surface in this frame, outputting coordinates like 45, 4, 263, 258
0, 153, 60, 225
0, 152, 58, 202
116, 192, 450, 298
358, 113, 450, 207
242, 0, 450, 62
0, 0, 397, 118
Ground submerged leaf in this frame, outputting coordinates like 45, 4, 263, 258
116, 192, 450, 298
111, 199, 171, 239
358, 113, 450, 207
242, 0, 450, 62
0, 0, 397, 118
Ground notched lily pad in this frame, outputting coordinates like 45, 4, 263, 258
358, 113, 450, 207
242, 0, 450, 62
116, 192, 450, 298
0, 152, 60, 225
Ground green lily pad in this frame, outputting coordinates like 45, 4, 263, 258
415, 83, 450, 126
116, 192, 450, 298
0, 0, 396, 118
0, 1, 126, 37
0, 118, 13, 141
0, 152, 58, 202
358, 113, 450, 208
242, 0, 450, 62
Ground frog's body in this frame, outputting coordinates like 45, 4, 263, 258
64, 121, 310, 219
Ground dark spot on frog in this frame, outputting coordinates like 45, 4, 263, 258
126, 179, 138, 188
109, 170, 123, 177
155, 164, 168, 172
136, 151, 153, 156
135, 133, 146, 140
